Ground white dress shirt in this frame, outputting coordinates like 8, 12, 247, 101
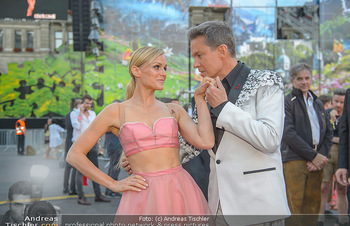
304, 92, 320, 145
70, 109, 96, 142
70, 108, 80, 142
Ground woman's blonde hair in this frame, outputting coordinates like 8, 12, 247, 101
125, 46, 164, 100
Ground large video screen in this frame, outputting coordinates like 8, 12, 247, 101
0, 0, 68, 20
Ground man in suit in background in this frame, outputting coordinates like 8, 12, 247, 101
63, 98, 81, 195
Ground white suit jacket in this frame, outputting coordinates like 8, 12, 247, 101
181, 69, 290, 225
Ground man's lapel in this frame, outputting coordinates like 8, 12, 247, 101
227, 63, 251, 104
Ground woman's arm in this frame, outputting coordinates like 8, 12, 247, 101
177, 79, 215, 149
66, 103, 148, 193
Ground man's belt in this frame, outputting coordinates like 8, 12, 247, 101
312, 144, 318, 151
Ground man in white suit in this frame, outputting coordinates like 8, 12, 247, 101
181, 21, 290, 225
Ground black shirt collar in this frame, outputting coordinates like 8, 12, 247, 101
223, 61, 243, 88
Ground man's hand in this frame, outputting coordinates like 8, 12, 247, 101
79, 104, 84, 112
121, 157, 133, 175
335, 168, 349, 187
329, 109, 338, 124
306, 161, 318, 172
333, 136, 340, 144
205, 76, 228, 108
311, 153, 328, 170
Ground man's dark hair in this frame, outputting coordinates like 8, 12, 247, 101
318, 95, 331, 105
187, 21, 236, 58
81, 94, 93, 102
333, 88, 347, 96
8, 181, 32, 201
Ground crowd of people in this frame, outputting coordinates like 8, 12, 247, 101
11, 20, 350, 226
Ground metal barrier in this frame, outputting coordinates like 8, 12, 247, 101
0, 129, 66, 152
25, 129, 46, 150
0, 129, 17, 152
0, 129, 106, 153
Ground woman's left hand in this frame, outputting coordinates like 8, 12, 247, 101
194, 77, 215, 99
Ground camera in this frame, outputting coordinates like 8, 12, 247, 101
24, 201, 58, 225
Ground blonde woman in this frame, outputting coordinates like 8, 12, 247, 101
67, 46, 214, 215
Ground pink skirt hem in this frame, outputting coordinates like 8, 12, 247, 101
116, 165, 211, 215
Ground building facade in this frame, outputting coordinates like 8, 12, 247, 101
0, 19, 72, 74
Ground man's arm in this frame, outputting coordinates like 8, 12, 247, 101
216, 84, 284, 154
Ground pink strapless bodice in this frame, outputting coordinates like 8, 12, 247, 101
119, 117, 180, 157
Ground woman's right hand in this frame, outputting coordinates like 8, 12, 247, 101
111, 175, 148, 193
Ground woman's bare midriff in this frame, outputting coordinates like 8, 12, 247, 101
126, 147, 181, 173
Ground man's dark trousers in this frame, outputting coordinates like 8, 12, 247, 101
17, 134, 25, 155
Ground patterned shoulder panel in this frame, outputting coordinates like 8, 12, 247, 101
235, 70, 284, 107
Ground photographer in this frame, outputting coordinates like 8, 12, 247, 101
1, 181, 33, 224
1, 181, 59, 226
